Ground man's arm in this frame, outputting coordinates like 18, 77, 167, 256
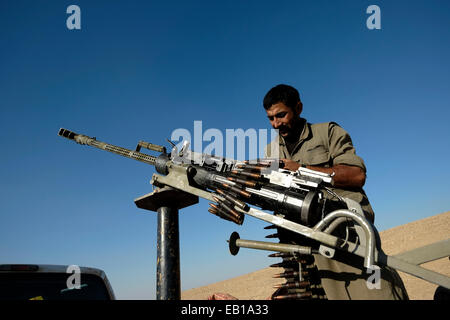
307, 163, 365, 188
281, 160, 366, 188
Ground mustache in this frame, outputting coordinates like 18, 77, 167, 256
277, 125, 290, 133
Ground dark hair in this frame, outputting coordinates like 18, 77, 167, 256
263, 84, 301, 110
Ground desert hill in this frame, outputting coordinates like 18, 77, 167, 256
182, 211, 450, 300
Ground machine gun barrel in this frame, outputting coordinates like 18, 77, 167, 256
58, 128, 159, 166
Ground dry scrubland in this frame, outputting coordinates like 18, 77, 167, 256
182, 212, 450, 300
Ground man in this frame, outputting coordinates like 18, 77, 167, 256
262, 84, 408, 300
208, 84, 408, 300
263, 84, 374, 222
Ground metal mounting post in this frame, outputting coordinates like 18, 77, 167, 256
135, 186, 198, 300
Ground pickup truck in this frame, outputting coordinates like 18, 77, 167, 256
0, 264, 115, 300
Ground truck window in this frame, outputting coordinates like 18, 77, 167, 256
0, 273, 111, 300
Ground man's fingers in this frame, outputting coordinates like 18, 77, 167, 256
207, 292, 238, 300
280, 159, 301, 171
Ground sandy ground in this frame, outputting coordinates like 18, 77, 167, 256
181, 211, 449, 300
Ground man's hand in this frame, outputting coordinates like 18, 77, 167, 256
280, 159, 301, 171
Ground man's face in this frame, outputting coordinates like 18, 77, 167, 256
266, 102, 302, 138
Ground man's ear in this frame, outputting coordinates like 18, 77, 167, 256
296, 102, 303, 116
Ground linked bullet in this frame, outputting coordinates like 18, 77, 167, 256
209, 203, 243, 225
273, 271, 310, 279
212, 196, 241, 219
208, 208, 232, 223
286, 289, 308, 294
289, 257, 310, 263
221, 198, 237, 210
273, 269, 296, 275
208, 205, 233, 221
268, 252, 293, 258
243, 159, 271, 166
236, 163, 267, 171
270, 256, 309, 264
231, 170, 261, 179
221, 183, 251, 198
272, 292, 313, 300
226, 176, 257, 188
273, 280, 310, 289
270, 261, 299, 268
216, 188, 249, 211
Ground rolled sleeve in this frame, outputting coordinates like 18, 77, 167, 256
328, 123, 366, 172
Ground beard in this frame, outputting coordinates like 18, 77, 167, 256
279, 126, 292, 136
279, 119, 304, 142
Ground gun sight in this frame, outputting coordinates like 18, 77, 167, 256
136, 141, 166, 154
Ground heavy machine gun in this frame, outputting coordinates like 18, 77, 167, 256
58, 128, 344, 228
58, 128, 450, 299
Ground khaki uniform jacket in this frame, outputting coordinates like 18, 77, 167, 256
265, 119, 408, 300
265, 119, 375, 221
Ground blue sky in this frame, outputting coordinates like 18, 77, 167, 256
0, 1, 449, 299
